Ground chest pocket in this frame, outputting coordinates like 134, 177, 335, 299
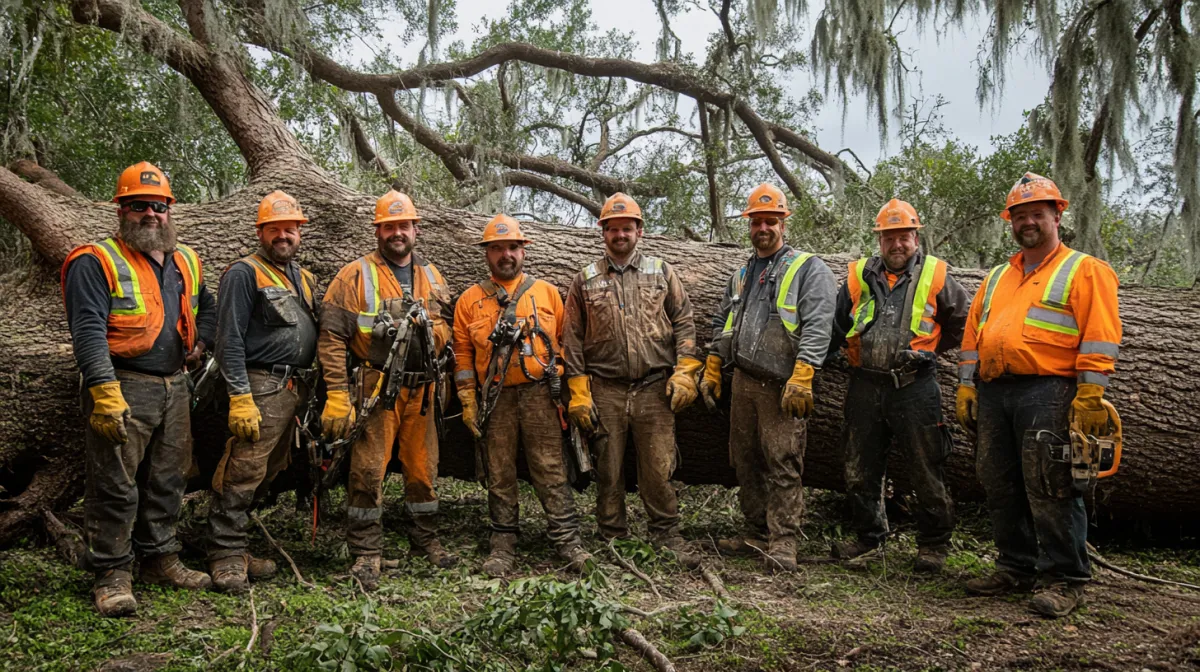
584, 284, 618, 344
637, 275, 669, 341
259, 286, 301, 326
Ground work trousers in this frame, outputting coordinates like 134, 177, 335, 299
485, 384, 582, 550
841, 370, 955, 548
728, 369, 806, 542
82, 370, 191, 571
208, 369, 307, 560
976, 375, 1090, 584
347, 369, 438, 556
592, 376, 679, 541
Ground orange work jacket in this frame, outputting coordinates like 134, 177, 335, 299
452, 274, 564, 391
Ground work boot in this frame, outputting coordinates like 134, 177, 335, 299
482, 533, 518, 578
914, 546, 948, 574
716, 534, 769, 557
965, 570, 1036, 596
209, 555, 250, 594
830, 539, 877, 561
654, 535, 702, 569
247, 554, 277, 580
93, 569, 137, 618
1029, 582, 1086, 618
350, 555, 382, 591
764, 537, 797, 573
408, 514, 460, 569
558, 544, 594, 574
139, 553, 212, 590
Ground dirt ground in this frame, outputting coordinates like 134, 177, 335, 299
1, 478, 1199, 671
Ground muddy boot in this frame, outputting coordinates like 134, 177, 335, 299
764, 537, 797, 574
558, 544, 594, 574
93, 569, 137, 617
408, 514, 460, 569
914, 546, 948, 574
139, 554, 212, 590
209, 555, 250, 594
1029, 582, 1085, 618
482, 533, 518, 578
965, 571, 1036, 596
654, 535, 702, 570
830, 539, 877, 561
716, 534, 769, 557
247, 554, 277, 580
350, 555, 382, 591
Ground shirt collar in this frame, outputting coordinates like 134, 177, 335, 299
605, 249, 643, 273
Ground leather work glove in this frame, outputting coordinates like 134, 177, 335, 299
1071, 383, 1109, 437
566, 376, 596, 433
459, 388, 482, 439
894, 349, 937, 368
88, 381, 130, 444
780, 361, 815, 420
665, 357, 702, 413
955, 385, 978, 437
321, 389, 356, 441
227, 393, 262, 443
698, 354, 723, 411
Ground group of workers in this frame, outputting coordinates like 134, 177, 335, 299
62, 162, 1120, 622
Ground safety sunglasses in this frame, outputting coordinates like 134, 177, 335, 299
124, 200, 170, 213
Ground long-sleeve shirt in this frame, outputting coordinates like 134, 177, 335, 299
64, 252, 216, 388
562, 251, 699, 381
215, 258, 318, 396
453, 274, 564, 391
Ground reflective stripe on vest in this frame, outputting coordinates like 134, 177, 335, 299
720, 267, 748, 336
1022, 251, 1087, 336
94, 238, 144, 316
977, 263, 1010, 329
776, 252, 815, 332
243, 255, 315, 309
846, 255, 943, 339
845, 259, 872, 339
177, 244, 201, 315
357, 257, 438, 332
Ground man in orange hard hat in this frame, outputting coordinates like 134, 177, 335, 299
318, 190, 458, 590
453, 215, 592, 577
62, 162, 217, 616
701, 183, 836, 572
207, 190, 319, 593
826, 199, 970, 572
561, 193, 703, 567
957, 173, 1121, 617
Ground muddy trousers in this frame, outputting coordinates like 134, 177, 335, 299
82, 370, 192, 572
841, 371, 955, 548
592, 377, 680, 541
976, 376, 1090, 584
208, 370, 307, 560
728, 369, 806, 542
347, 371, 439, 556
484, 384, 583, 550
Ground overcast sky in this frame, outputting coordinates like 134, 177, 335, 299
357, 0, 1051, 167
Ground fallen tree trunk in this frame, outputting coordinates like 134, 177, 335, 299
0, 166, 1197, 546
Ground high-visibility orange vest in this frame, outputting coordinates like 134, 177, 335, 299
233, 254, 316, 311
844, 254, 947, 366
61, 237, 202, 358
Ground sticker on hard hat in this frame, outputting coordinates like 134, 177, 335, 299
272, 200, 295, 214
494, 223, 509, 234
888, 215, 902, 224
759, 194, 773, 203
388, 201, 407, 214
140, 171, 161, 186
612, 202, 626, 212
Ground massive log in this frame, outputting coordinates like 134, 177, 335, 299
0, 162, 1197, 547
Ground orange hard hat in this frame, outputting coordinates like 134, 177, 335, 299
112, 161, 175, 204
477, 214, 533, 246
256, 190, 308, 227
374, 190, 420, 225
742, 183, 791, 218
598, 192, 643, 225
873, 199, 922, 231
1001, 172, 1069, 221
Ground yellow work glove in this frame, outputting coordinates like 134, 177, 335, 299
227, 393, 262, 443
955, 385, 978, 436
459, 388, 482, 439
321, 389, 356, 441
566, 375, 596, 433
1071, 383, 1109, 437
698, 354, 723, 411
780, 361, 815, 420
88, 382, 130, 444
665, 357, 702, 413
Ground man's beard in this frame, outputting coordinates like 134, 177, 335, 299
260, 239, 298, 264
1015, 225, 1046, 249
491, 257, 522, 281
380, 235, 413, 260
607, 237, 636, 257
752, 230, 779, 251
883, 249, 912, 271
119, 216, 177, 253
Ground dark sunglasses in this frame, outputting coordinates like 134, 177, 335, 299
124, 200, 170, 213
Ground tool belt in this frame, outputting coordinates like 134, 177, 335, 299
854, 365, 932, 389
602, 369, 668, 393
361, 361, 430, 390
255, 363, 319, 388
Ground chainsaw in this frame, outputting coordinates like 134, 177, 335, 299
1037, 399, 1123, 495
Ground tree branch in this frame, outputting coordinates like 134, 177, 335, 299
340, 108, 406, 191
698, 105, 728, 241
601, 126, 701, 162
376, 91, 471, 180
456, 171, 602, 215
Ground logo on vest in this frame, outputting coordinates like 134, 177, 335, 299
139, 171, 161, 186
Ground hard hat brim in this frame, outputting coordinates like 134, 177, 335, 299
742, 208, 791, 218
114, 192, 176, 205
597, 213, 644, 224
872, 222, 923, 232
476, 236, 533, 246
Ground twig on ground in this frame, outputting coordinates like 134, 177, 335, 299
251, 512, 316, 589
210, 646, 239, 666
619, 628, 676, 672
245, 587, 259, 654
701, 565, 731, 601
1088, 544, 1200, 592
1128, 615, 1171, 635
619, 602, 695, 618
608, 540, 661, 599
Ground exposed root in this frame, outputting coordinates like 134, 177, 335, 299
701, 565, 731, 601
1089, 544, 1200, 592
42, 510, 86, 570
608, 540, 661, 599
251, 512, 316, 589
619, 628, 676, 672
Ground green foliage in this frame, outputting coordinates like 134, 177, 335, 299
668, 600, 746, 650
287, 602, 394, 671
